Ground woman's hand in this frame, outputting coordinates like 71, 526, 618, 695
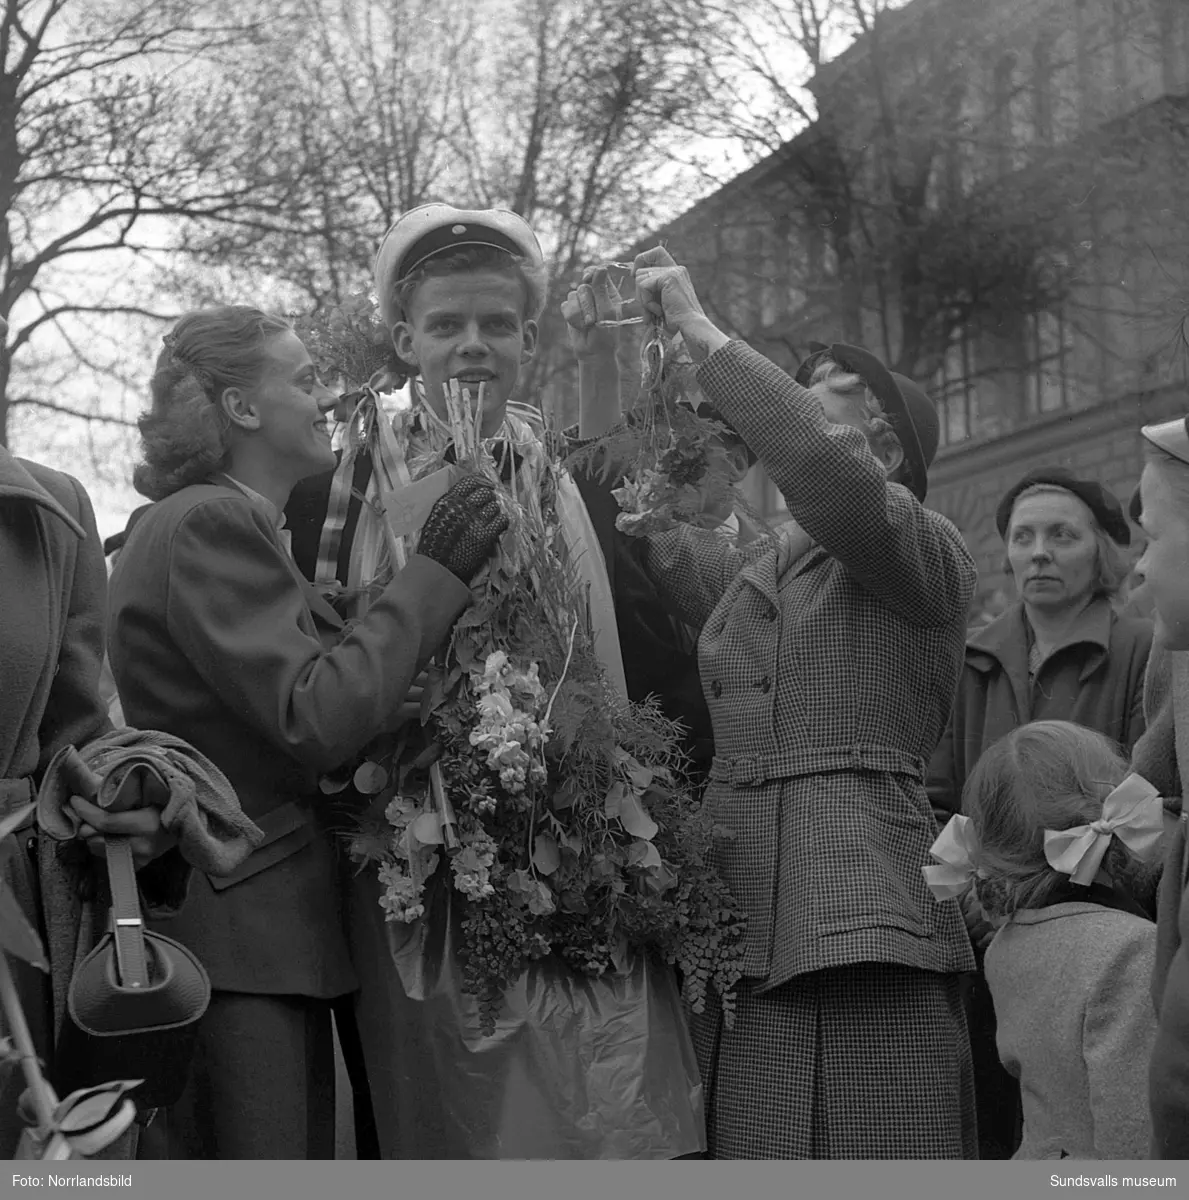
69, 795, 178, 871
959, 886, 997, 953
632, 247, 729, 362
561, 266, 626, 361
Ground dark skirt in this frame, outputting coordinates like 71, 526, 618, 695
689, 963, 978, 1159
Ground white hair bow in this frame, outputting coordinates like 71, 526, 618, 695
1043, 773, 1164, 886
923, 814, 982, 901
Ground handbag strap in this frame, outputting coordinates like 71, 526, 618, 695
104, 836, 149, 989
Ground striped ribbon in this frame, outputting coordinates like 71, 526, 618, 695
315, 388, 414, 597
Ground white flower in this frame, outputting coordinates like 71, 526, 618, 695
377, 860, 426, 922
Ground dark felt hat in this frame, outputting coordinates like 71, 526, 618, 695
794, 342, 939, 501
995, 467, 1130, 546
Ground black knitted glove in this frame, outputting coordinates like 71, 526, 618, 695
419, 475, 509, 584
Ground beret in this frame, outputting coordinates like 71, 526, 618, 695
995, 467, 1130, 546
374, 203, 544, 329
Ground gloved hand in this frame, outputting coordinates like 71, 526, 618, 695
419, 475, 509, 584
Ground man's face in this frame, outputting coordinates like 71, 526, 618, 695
1137, 463, 1189, 650
394, 270, 538, 438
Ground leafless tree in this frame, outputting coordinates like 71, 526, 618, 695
0, 0, 283, 448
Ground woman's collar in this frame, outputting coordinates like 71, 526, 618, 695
967, 595, 1112, 662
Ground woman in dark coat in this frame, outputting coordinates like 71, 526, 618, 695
625, 249, 979, 1159
107, 305, 507, 1159
927, 466, 1152, 1159
0, 314, 180, 1155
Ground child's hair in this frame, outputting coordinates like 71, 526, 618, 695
964, 720, 1161, 920
391, 244, 548, 327
134, 306, 291, 501
808, 359, 908, 487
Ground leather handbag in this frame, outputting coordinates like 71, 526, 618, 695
52, 762, 210, 1110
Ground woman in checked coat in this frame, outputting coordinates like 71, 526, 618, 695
626, 249, 979, 1159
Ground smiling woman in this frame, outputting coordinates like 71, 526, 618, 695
135, 308, 339, 509
104, 304, 510, 1160
927, 465, 1152, 1159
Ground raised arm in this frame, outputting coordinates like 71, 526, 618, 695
631, 249, 975, 628
163, 497, 470, 774
562, 266, 626, 440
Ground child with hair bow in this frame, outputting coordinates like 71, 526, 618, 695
925, 719, 1163, 1160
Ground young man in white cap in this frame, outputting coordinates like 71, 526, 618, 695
286, 206, 712, 1159
289, 204, 626, 691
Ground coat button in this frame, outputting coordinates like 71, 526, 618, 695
711, 681, 723, 698
765, 605, 778, 621
759, 676, 771, 693
25, 836, 36, 862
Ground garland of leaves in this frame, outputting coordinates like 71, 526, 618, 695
566, 320, 769, 537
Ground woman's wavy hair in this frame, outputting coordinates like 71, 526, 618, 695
964, 720, 1161, 920
999, 484, 1131, 603
807, 360, 907, 485
391, 244, 548, 327
134, 306, 291, 501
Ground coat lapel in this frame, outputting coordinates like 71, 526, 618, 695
0, 449, 85, 539
738, 546, 781, 606
966, 604, 1032, 720
213, 476, 345, 632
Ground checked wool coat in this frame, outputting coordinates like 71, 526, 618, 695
636, 342, 978, 989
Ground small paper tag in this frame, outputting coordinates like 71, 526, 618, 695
383, 466, 463, 539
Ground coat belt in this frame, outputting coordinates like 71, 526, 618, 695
708, 745, 927, 788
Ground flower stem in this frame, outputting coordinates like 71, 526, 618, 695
542, 617, 580, 730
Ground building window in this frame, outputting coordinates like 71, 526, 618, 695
1023, 309, 1075, 416
933, 328, 978, 448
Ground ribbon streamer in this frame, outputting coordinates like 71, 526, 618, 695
922, 813, 982, 901
1043, 773, 1164, 886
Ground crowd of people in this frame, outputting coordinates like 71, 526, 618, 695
1, 200, 1188, 1162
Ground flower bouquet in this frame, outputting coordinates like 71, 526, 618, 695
340, 379, 746, 1033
